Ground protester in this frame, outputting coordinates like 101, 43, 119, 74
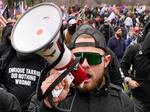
0, 2, 150, 112
65, 23, 123, 87
107, 26, 126, 63
124, 10, 133, 31
75, 24, 123, 87
125, 26, 140, 47
121, 21, 150, 112
0, 24, 48, 112
99, 19, 114, 44
1, 18, 16, 42
28, 27, 135, 112
121, 37, 143, 98
63, 18, 77, 45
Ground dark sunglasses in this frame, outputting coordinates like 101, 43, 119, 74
74, 52, 105, 65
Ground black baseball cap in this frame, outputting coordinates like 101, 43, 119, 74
68, 24, 107, 52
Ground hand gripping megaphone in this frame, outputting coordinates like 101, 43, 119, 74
11, 2, 86, 103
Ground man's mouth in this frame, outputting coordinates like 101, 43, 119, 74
86, 73, 92, 80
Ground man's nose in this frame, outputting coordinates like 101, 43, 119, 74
81, 58, 90, 68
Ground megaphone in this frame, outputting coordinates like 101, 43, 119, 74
11, 2, 86, 98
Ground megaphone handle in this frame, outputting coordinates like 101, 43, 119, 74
37, 64, 54, 101
52, 73, 74, 97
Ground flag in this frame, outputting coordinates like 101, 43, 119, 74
0, 15, 7, 26
0, 5, 10, 27
0, 0, 4, 14
1, 5, 9, 20
0, 0, 7, 26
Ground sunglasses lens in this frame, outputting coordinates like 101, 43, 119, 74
87, 53, 102, 65
74, 52, 102, 65
74, 52, 84, 64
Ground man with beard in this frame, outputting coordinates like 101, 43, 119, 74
107, 26, 126, 63
0, 22, 48, 112
28, 27, 134, 112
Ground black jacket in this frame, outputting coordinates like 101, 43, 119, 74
28, 75, 135, 112
0, 44, 48, 112
120, 43, 141, 77
121, 42, 150, 103
0, 84, 21, 112
107, 47, 123, 87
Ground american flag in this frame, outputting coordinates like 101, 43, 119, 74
0, 5, 9, 27
0, 15, 7, 27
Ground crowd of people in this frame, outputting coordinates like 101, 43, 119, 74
0, 2, 150, 112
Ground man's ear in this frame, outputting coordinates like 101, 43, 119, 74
104, 54, 111, 68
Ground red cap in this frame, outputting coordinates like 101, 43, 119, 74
132, 27, 140, 32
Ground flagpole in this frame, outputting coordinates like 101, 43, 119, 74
1, 4, 7, 15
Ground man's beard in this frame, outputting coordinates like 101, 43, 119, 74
117, 33, 121, 38
79, 70, 105, 93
